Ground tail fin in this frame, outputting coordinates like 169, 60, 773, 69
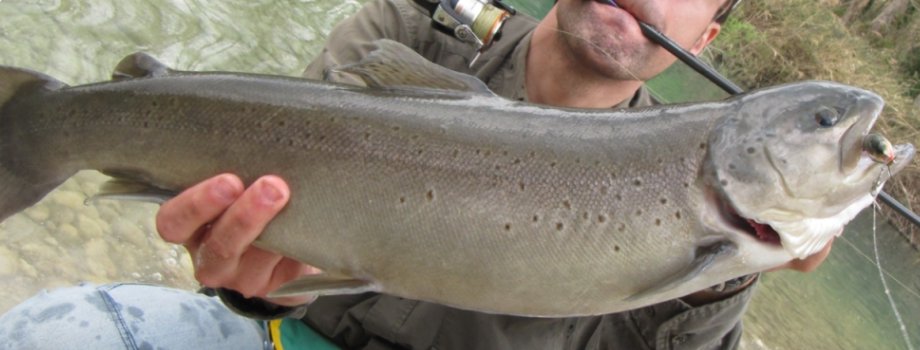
0, 66, 68, 222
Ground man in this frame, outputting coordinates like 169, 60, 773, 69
0, 0, 833, 349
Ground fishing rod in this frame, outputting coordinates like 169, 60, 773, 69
602, 0, 920, 228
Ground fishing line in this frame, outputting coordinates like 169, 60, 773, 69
873, 164, 914, 350
837, 236, 920, 300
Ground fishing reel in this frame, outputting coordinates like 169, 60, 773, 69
430, 0, 515, 65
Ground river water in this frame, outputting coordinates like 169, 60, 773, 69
0, 0, 917, 349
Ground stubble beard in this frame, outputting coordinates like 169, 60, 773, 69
555, 2, 659, 81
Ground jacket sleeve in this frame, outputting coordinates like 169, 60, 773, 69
580, 280, 758, 350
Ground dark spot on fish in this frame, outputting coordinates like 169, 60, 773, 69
675, 211, 682, 220
426, 190, 434, 201
660, 198, 668, 205
582, 212, 590, 220
683, 182, 690, 188
615, 193, 623, 201
657, 158, 664, 164
476, 149, 482, 155
278, 120, 285, 127
600, 186, 609, 195
529, 151, 536, 158
484, 150, 492, 157
574, 158, 581, 164
729, 164, 736, 170
598, 214, 607, 223
399, 196, 406, 204
533, 215, 539, 222
518, 182, 526, 191
610, 172, 617, 179
513, 158, 521, 165
502, 150, 509, 156
556, 222, 564, 231
151, 101, 158, 107
411, 134, 419, 140
495, 165, 501, 171
655, 219, 662, 226
614, 245, 621, 252
594, 160, 602, 166
318, 135, 326, 141
550, 161, 557, 168
618, 223, 626, 232
633, 179, 642, 187
138, 342, 154, 350
143, 121, 149, 128
417, 149, 424, 155
80, 320, 89, 328
747, 147, 756, 154
635, 209, 643, 216
699, 143, 707, 149
452, 149, 460, 157
364, 132, 371, 141
392, 126, 400, 131
504, 223, 512, 231
288, 140, 295, 147
720, 180, 728, 186
562, 200, 571, 210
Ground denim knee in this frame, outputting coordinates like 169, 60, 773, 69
0, 283, 270, 350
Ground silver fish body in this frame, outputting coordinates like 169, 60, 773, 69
0, 41, 913, 316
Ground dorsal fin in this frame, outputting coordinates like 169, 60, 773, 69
334, 39, 495, 95
0, 66, 66, 106
112, 52, 174, 80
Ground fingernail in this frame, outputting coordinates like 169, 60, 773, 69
261, 180, 284, 204
213, 176, 237, 204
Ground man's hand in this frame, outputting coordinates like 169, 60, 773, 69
156, 174, 318, 307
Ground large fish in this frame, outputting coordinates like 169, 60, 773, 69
0, 40, 913, 316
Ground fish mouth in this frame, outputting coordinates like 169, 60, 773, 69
708, 187, 782, 246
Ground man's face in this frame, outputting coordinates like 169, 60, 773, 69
554, 0, 726, 80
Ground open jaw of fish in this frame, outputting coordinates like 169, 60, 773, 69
0, 39, 914, 316
703, 82, 914, 261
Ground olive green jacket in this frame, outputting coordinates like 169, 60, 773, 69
221, 0, 757, 349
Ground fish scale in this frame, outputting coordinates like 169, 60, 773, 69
0, 40, 913, 316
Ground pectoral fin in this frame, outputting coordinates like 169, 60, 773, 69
625, 240, 737, 301
86, 177, 178, 205
268, 274, 378, 298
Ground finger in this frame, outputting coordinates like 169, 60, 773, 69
194, 176, 290, 286
157, 174, 243, 244
223, 246, 284, 298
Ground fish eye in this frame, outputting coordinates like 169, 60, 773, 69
814, 107, 839, 127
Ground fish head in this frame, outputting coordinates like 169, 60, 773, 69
706, 81, 915, 260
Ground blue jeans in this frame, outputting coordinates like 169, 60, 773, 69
0, 283, 270, 349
